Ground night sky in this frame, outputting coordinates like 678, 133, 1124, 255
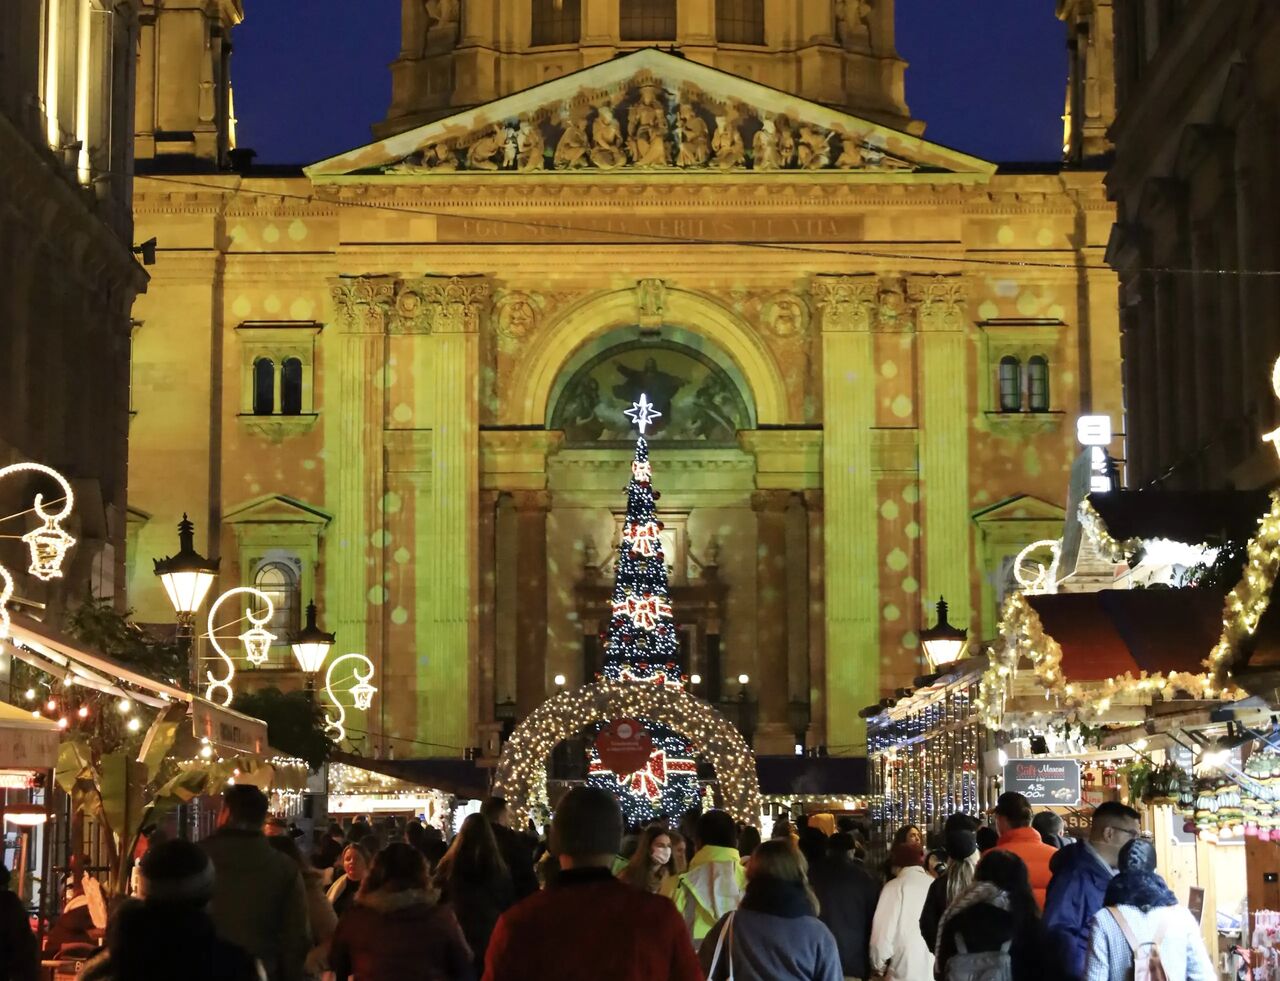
230, 1, 1067, 166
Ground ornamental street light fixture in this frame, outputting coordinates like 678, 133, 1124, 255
292, 600, 335, 698
153, 514, 218, 688
921, 596, 968, 672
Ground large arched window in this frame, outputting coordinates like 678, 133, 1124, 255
252, 358, 274, 415
620, 0, 677, 40
531, 0, 581, 45
1027, 356, 1050, 412
281, 358, 303, 415
998, 356, 1022, 413
716, 0, 764, 44
254, 561, 299, 641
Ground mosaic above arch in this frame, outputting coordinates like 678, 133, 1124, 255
550, 339, 751, 447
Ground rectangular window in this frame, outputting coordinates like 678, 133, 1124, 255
998, 358, 1022, 413
620, 0, 677, 41
716, 0, 764, 44
530, 0, 580, 46
1027, 357, 1050, 412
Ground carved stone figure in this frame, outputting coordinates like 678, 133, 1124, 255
420, 0, 460, 54
776, 117, 797, 168
798, 126, 831, 169
496, 291, 538, 339
466, 129, 505, 170
834, 0, 873, 45
635, 278, 667, 326
752, 118, 781, 171
388, 141, 456, 173
871, 151, 915, 171
627, 84, 670, 167
589, 107, 627, 170
517, 120, 545, 171
711, 115, 745, 170
765, 295, 806, 337
835, 135, 865, 169
554, 114, 590, 169
675, 104, 709, 167
502, 127, 518, 169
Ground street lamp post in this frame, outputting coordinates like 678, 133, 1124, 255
920, 596, 968, 672
291, 600, 334, 703
153, 514, 219, 690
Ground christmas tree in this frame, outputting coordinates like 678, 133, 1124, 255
586, 395, 700, 825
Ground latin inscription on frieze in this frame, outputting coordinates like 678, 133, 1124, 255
447, 214, 863, 244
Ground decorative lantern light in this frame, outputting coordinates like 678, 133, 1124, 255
351, 678, 377, 711
291, 601, 335, 677
23, 518, 76, 581
240, 624, 276, 667
921, 597, 968, 671
153, 514, 218, 620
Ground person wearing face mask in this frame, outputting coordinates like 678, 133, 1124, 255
619, 826, 681, 894
918, 814, 979, 952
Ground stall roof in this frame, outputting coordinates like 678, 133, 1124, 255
1086, 490, 1269, 545
1027, 590, 1223, 680
332, 753, 490, 800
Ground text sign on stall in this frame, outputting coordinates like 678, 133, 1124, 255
1002, 758, 1082, 806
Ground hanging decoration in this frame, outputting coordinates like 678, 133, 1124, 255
323, 653, 378, 743
203, 586, 276, 707
1012, 539, 1062, 594
0, 462, 76, 641
1206, 490, 1280, 689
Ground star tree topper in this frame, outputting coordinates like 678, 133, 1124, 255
624, 393, 662, 435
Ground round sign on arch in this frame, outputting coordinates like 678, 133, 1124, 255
492, 681, 762, 826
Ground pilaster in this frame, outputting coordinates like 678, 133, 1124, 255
751, 489, 791, 755
911, 274, 971, 632
513, 489, 550, 717
812, 274, 879, 751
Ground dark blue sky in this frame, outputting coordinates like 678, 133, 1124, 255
231, 1, 1066, 165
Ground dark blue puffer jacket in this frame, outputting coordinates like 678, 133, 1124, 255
1042, 841, 1114, 980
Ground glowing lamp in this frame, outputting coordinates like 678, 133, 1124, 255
921, 597, 967, 671
4, 805, 47, 827
737, 674, 750, 685
351, 679, 377, 711
240, 624, 276, 666
291, 601, 334, 675
690, 674, 702, 685
24, 518, 75, 581
153, 514, 218, 617
553, 674, 566, 687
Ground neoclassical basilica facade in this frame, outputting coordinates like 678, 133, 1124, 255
127, 0, 1122, 761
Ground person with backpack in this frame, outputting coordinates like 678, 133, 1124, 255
1083, 838, 1214, 981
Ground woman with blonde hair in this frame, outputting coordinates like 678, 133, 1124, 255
700, 839, 842, 981
327, 843, 371, 918
618, 826, 681, 894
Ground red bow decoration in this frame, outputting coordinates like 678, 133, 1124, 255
589, 749, 697, 802
612, 593, 672, 630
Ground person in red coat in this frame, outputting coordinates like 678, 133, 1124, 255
990, 792, 1059, 909
482, 787, 703, 981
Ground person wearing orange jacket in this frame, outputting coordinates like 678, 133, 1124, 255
989, 792, 1058, 908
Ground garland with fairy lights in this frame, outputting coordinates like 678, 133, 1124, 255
1077, 498, 1141, 563
1206, 490, 1280, 689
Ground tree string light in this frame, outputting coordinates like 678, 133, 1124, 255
203, 586, 276, 707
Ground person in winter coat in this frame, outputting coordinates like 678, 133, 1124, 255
201, 786, 310, 981
699, 839, 842, 981
990, 792, 1058, 908
809, 832, 878, 980
480, 798, 539, 900
935, 850, 1056, 981
434, 814, 515, 973
618, 826, 681, 894
870, 842, 935, 981
327, 843, 371, 918
82, 839, 262, 981
267, 834, 338, 978
483, 787, 702, 981
664, 809, 748, 949
919, 814, 979, 952
1042, 800, 1141, 979
329, 843, 472, 981
0, 865, 39, 981
1083, 838, 1214, 981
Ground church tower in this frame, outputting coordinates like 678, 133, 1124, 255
378, 0, 918, 138
1057, 0, 1116, 162
134, 0, 241, 165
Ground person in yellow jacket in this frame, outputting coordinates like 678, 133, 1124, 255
662, 810, 748, 950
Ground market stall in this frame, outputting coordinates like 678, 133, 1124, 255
0, 700, 59, 941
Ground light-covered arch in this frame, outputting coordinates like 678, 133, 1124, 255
510, 288, 788, 427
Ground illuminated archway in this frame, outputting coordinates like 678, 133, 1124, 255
510, 288, 788, 427
493, 680, 762, 825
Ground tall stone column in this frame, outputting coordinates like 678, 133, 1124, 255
513, 490, 550, 717
752, 489, 791, 754
812, 276, 879, 752
476, 489, 500, 757
912, 275, 972, 631
803, 490, 826, 747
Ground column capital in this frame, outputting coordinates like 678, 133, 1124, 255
330, 275, 396, 334
908, 274, 968, 333
810, 274, 877, 332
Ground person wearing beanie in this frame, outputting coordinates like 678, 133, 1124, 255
1083, 838, 1214, 981
918, 813, 979, 952
82, 839, 261, 981
870, 842, 934, 981
482, 787, 702, 981
810, 832, 879, 980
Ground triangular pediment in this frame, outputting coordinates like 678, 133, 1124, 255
223, 494, 332, 527
972, 495, 1067, 525
307, 48, 994, 179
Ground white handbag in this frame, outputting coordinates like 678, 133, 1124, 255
705, 911, 736, 981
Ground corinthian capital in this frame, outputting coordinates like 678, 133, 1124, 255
810, 275, 877, 332
908, 274, 968, 333
330, 275, 396, 334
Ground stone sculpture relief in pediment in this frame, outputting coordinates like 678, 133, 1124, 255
383, 71, 919, 176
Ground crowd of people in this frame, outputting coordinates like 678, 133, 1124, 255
0, 785, 1222, 981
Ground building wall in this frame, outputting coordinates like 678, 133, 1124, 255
128, 164, 1120, 758
0, 0, 146, 614
1107, 2, 1280, 489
